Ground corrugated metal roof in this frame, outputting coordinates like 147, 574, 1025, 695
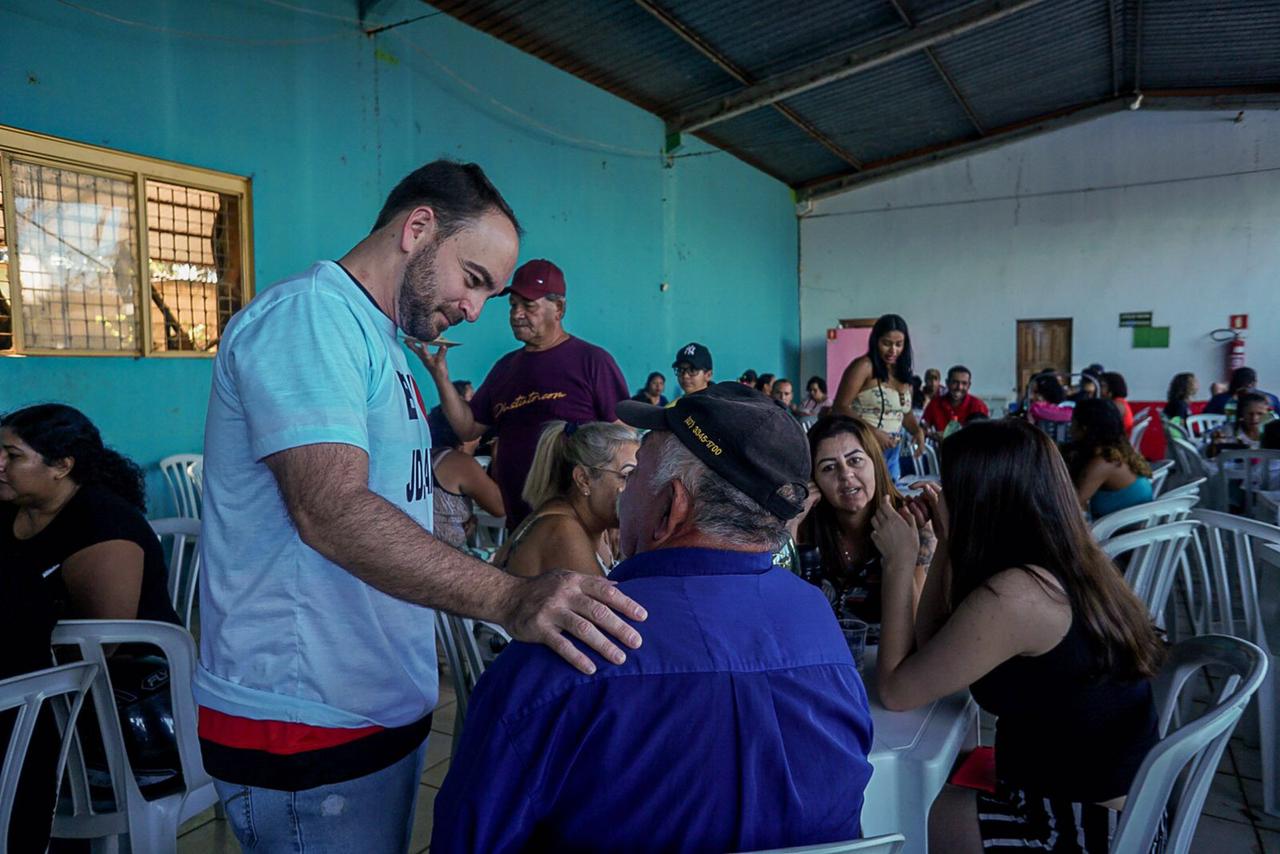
425, 0, 1280, 193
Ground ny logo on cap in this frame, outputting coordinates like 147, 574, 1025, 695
683, 345, 697, 356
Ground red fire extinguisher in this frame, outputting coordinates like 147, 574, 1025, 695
1228, 333, 1245, 373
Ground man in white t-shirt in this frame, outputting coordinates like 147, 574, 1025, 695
197, 161, 647, 852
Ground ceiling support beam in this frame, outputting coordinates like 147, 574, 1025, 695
886, 0, 985, 135
669, 0, 1049, 134
1107, 0, 1122, 96
634, 0, 863, 169
797, 86, 1280, 201
1132, 0, 1144, 94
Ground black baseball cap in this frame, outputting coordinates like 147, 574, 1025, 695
617, 382, 811, 520
672, 342, 713, 372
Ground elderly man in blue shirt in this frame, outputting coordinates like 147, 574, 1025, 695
433, 382, 874, 853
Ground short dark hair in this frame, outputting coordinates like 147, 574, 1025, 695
451, 379, 472, 396
806, 376, 826, 394
947, 365, 971, 381
1237, 392, 1269, 423
371, 160, 521, 238
1229, 367, 1258, 393
1033, 373, 1065, 404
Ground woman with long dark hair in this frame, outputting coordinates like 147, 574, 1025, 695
872, 418, 1164, 852
1101, 371, 1135, 432
0, 404, 178, 624
797, 416, 935, 623
1066, 398, 1153, 518
832, 314, 926, 479
1163, 372, 1198, 422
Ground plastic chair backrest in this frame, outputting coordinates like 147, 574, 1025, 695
1091, 493, 1199, 542
1150, 459, 1174, 497
158, 454, 203, 519
1185, 414, 1227, 440
0, 661, 99, 846
1111, 635, 1267, 854
148, 518, 201, 632
1130, 414, 1153, 449
1215, 448, 1280, 515
50, 620, 216, 854
1158, 478, 1205, 503
435, 611, 471, 728
188, 458, 203, 501
1186, 510, 1279, 647
1100, 520, 1199, 624
736, 832, 906, 854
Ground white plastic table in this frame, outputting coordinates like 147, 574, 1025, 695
859, 649, 980, 854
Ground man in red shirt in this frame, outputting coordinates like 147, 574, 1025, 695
922, 365, 989, 437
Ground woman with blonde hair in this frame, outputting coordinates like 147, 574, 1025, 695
494, 421, 638, 577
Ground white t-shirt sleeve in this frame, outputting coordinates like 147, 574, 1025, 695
227, 290, 374, 461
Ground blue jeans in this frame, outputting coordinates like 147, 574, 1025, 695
214, 740, 428, 853
883, 443, 901, 480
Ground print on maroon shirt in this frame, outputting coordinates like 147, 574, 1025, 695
469, 336, 628, 528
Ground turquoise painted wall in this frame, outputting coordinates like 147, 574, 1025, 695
0, 0, 799, 513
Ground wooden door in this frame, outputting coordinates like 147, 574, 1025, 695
1016, 318, 1072, 394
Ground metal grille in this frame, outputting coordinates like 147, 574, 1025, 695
9, 159, 140, 352
1, 170, 11, 351
146, 180, 242, 352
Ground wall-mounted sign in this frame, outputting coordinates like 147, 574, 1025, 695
1230, 314, 1249, 330
1133, 326, 1170, 349
1119, 312, 1153, 327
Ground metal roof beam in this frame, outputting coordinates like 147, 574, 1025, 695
885, 0, 985, 135
669, 0, 1049, 135
634, 0, 864, 169
1107, 0, 1122, 96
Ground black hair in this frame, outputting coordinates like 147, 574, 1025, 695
371, 160, 521, 238
451, 379, 472, 396
1236, 392, 1270, 425
1164, 373, 1196, 418
867, 314, 913, 383
806, 376, 826, 394
645, 371, 664, 384
909, 375, 925, 410
427, 405, 462, 449
1085, 363, 1106, 377
1263, 419, 1280, 450
755, 373, 775, 392
1229, 367, 1258, 393
1, 403, 146, 512
1033, 373, 1065, 404
1101, 371, 1128, 399
1066, 398, 1151, 481
947, 365, 971, 381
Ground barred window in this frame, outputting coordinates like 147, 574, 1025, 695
0, 125, 252, 357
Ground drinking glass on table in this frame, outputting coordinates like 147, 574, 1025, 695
838, 618, 869, 671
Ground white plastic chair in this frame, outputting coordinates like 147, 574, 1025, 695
158, 454, 203, 520
435, 612, 510, 752
0, 662, 99, 849
187, 458, 203, 503
1129, 412, 1153, 450
50, 620, 216, 854
1167, 439, 1225, 510
148, 518, 201, 632
1185, 510, 1280, 815
1184, 414, 1227, 442
1215, 448, 1280, 516
1111, 635, 1267, 854
1150, 459, 1174, 497
737, 832, 906, 854
1091, 493, 1199, 542
1158, 478, 1205, 504
1101, 521, 1199, 628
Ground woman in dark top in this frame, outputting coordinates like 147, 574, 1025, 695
631, 371, 669, 407
872, 418, 1164, 853
1163, 372, 1198, 422
0, 404, 178, 625
796, 416, 935, 624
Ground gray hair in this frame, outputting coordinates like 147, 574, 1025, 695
523, 421, 638, 508
648, 432, 787, 549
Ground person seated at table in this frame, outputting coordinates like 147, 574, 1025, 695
797, 415, 935, 624
1163, 371, 1198, 423
493, 420, 638, 577
799, 375, 828, 416
922, 365, 989, 439
1204, 366, 1280, 416
428, 407, 504, 550
1207, 392, 1270, 458
0, 404, 179, 625
1101, 371, 1135, 432
433, 382, 874, 853
872, 418, 1164, 854
1065, 399, 1153, 518
631, 371, 669, 407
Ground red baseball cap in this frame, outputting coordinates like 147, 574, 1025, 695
502, 259, 566, 300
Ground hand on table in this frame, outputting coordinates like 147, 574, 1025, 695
502, 570, 647, 675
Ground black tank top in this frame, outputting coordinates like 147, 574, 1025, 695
971, 609, 1158, 802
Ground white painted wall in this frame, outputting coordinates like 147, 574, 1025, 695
800, 109, 1280, 404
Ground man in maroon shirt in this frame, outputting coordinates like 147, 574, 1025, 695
421, 259, 628, 529
922, 365, 989, 437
